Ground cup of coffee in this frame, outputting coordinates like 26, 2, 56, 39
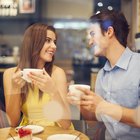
21, 68, 43, 83
69, 84, 90, 100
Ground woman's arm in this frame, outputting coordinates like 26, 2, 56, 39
3, 67, 25, 127
50, 67, 71, 129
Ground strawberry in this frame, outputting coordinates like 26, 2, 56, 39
18, 128, 32, 138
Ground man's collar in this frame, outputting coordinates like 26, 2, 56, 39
103, 47, 133, 71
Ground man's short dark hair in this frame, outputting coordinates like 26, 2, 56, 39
89, 10, 129, 47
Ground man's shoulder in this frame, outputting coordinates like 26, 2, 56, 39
96, 68, 104, 78
131, 52, 140, 63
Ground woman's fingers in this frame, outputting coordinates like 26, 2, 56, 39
29, 69, 50, 83
12, 69, 27, 86
42, 68, 50, 77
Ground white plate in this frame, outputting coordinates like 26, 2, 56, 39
15, 125, 44, 134
7, 136, 42, 140
47, 134, 80, 140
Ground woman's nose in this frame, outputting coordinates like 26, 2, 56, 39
51, 42, 57, 49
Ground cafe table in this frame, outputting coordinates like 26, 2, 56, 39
0, 126, 89, 140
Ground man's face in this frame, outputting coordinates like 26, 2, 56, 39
87, 23, 109, 57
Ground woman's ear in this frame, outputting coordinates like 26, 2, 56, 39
107, 26, 114, 37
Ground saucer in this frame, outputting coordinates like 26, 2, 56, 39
7, 136, 42, 140
15, 125, 44, 134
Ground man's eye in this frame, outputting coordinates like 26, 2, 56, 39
90, 31, 95, 37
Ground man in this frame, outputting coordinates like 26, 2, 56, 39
68, 9, 140, 140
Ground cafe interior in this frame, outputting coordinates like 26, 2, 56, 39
0, 0, 140, 139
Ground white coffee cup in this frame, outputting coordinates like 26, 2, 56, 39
21, 68, 43, 83
69, 84, 90, 100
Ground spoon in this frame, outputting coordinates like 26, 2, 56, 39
74, 133, 81, 140
9, 133, 15, 140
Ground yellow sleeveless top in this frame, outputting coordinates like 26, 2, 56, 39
20, 87, 74, 129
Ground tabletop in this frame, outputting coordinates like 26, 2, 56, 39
0, 126, 89, 140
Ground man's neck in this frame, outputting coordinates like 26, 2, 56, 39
106, 40, 126, 68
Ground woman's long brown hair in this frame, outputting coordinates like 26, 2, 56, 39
17, 23, 56, 103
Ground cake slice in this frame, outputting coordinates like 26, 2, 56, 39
18, 127, 32, 140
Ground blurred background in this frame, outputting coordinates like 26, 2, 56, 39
0, 0, 139, 86
0, 0, 140, 139
0, 0, 140, 106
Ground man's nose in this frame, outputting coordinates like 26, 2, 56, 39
88, 38, 94, 47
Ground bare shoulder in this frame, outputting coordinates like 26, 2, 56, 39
52, 65, 65, 76
52, 65, 65, 73
3, 67, 17, 76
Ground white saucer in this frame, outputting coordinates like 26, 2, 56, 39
47, 134, 80, 140
7, 136, 42, 140
15, 125, 44, 134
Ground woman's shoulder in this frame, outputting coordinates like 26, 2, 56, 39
4, 67, 17, 75
52, 65, 65, 72
52, 65, 65, 75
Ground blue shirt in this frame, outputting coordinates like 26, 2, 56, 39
95, 47, 140, 140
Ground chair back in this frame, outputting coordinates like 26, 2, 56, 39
0, 101, 10, 128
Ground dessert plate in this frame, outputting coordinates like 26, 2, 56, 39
7, 136, 42, 140
15, 125, 44, 134
47, 134, 80, 140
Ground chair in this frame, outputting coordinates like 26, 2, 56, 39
72, 119, 88, 134
70, 104, 88, 134
93, 122, 106, 140
0, 93, 10, 128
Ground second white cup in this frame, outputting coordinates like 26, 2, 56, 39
69, 84, 90, 100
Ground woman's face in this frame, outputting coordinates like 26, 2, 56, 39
38, 30, 56, 67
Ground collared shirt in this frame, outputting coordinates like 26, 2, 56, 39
95, 47, 140, 140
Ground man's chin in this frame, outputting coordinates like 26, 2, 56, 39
94, 52, 100, 57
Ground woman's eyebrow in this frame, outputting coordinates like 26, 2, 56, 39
46, 36, 56, 42
46, 37, 51, 39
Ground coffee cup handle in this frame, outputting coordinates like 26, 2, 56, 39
21, 71, 25, 80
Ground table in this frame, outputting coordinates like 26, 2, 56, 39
0, 126, 89, 140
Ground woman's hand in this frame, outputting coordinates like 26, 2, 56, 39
28, 68, 56, 94
12, 70, 26, 89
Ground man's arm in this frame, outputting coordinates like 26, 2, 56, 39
96, 101, 140, 128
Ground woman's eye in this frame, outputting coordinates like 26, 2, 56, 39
46, 38, 56, 44
46, 38, 51, 43
54, 41, 56, 44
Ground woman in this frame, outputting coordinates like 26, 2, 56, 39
3, 23, 72, 129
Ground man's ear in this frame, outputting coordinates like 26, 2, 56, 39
107, 26, 114, 37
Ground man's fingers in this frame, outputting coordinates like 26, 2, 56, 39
76, 87, 92, 95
